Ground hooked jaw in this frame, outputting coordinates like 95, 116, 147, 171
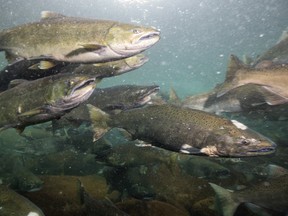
209, 132, 277, 157
222, 139, 277, 157
66, 78, 96, 103
135, 86, 160, 107
132, 30, 160, 52
245, 141, 277, 156
136, 31, 160, 46
108, 27, 160, 56
55, 78, 96, 111
125, 54, 149, 69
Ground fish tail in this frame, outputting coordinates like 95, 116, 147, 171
216, 82, 234, 98
87, 104, 111, 142
209, 183, 240, 216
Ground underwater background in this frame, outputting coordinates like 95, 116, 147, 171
0, 1, 288, 216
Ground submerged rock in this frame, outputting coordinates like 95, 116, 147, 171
106, 163, 215, 215
22, 175, 108, 216
116, 199, 190, 216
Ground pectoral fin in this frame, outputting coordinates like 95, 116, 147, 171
180, 144, 202, 154
17, 108, 44, 118
65, 44, 105, 58
87, 104, 111, 142
261, 86, 288, 105
28, 60, 56, 70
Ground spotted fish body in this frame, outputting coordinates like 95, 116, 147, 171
89, 104, 276, 157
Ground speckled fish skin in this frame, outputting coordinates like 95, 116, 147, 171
92, 104, 276, 157
0, 12, 160, 63
0, 185, 45, 216
0, 73, 96, 132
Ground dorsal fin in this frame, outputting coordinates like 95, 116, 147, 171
276, 29, 288, 44
168, 86, 181, 105
225, 54, 245, 81
41, 11, 67, 20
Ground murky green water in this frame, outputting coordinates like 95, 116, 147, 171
0, 1, 287, 215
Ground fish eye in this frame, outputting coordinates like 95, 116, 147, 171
112, 66, 120, 70
66, 80, 74, 87
240, 140, 250, 145
132, 29, 142, 34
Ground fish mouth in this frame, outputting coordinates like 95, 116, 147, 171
138, 31, 160, 43
247, 146, 276, 155
117, 55, 149, 74
127, 55, 149, 68
61, 78, 96, 110
238, 143, 277, 156
137, 86, 160, 106
108, 30, 160, 55
135, 31, 160, 47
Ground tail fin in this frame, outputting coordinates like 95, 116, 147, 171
209, 183, 240, 216
87, 104, 111, 142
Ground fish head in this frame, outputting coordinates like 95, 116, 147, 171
128, 85, 160, 107
124, 54, 149, 69
48, 74, 96, 111
105, 23, 160, 56
109, 54, 149, 76
104, 85, 160, 111
210, 120, 277, 157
